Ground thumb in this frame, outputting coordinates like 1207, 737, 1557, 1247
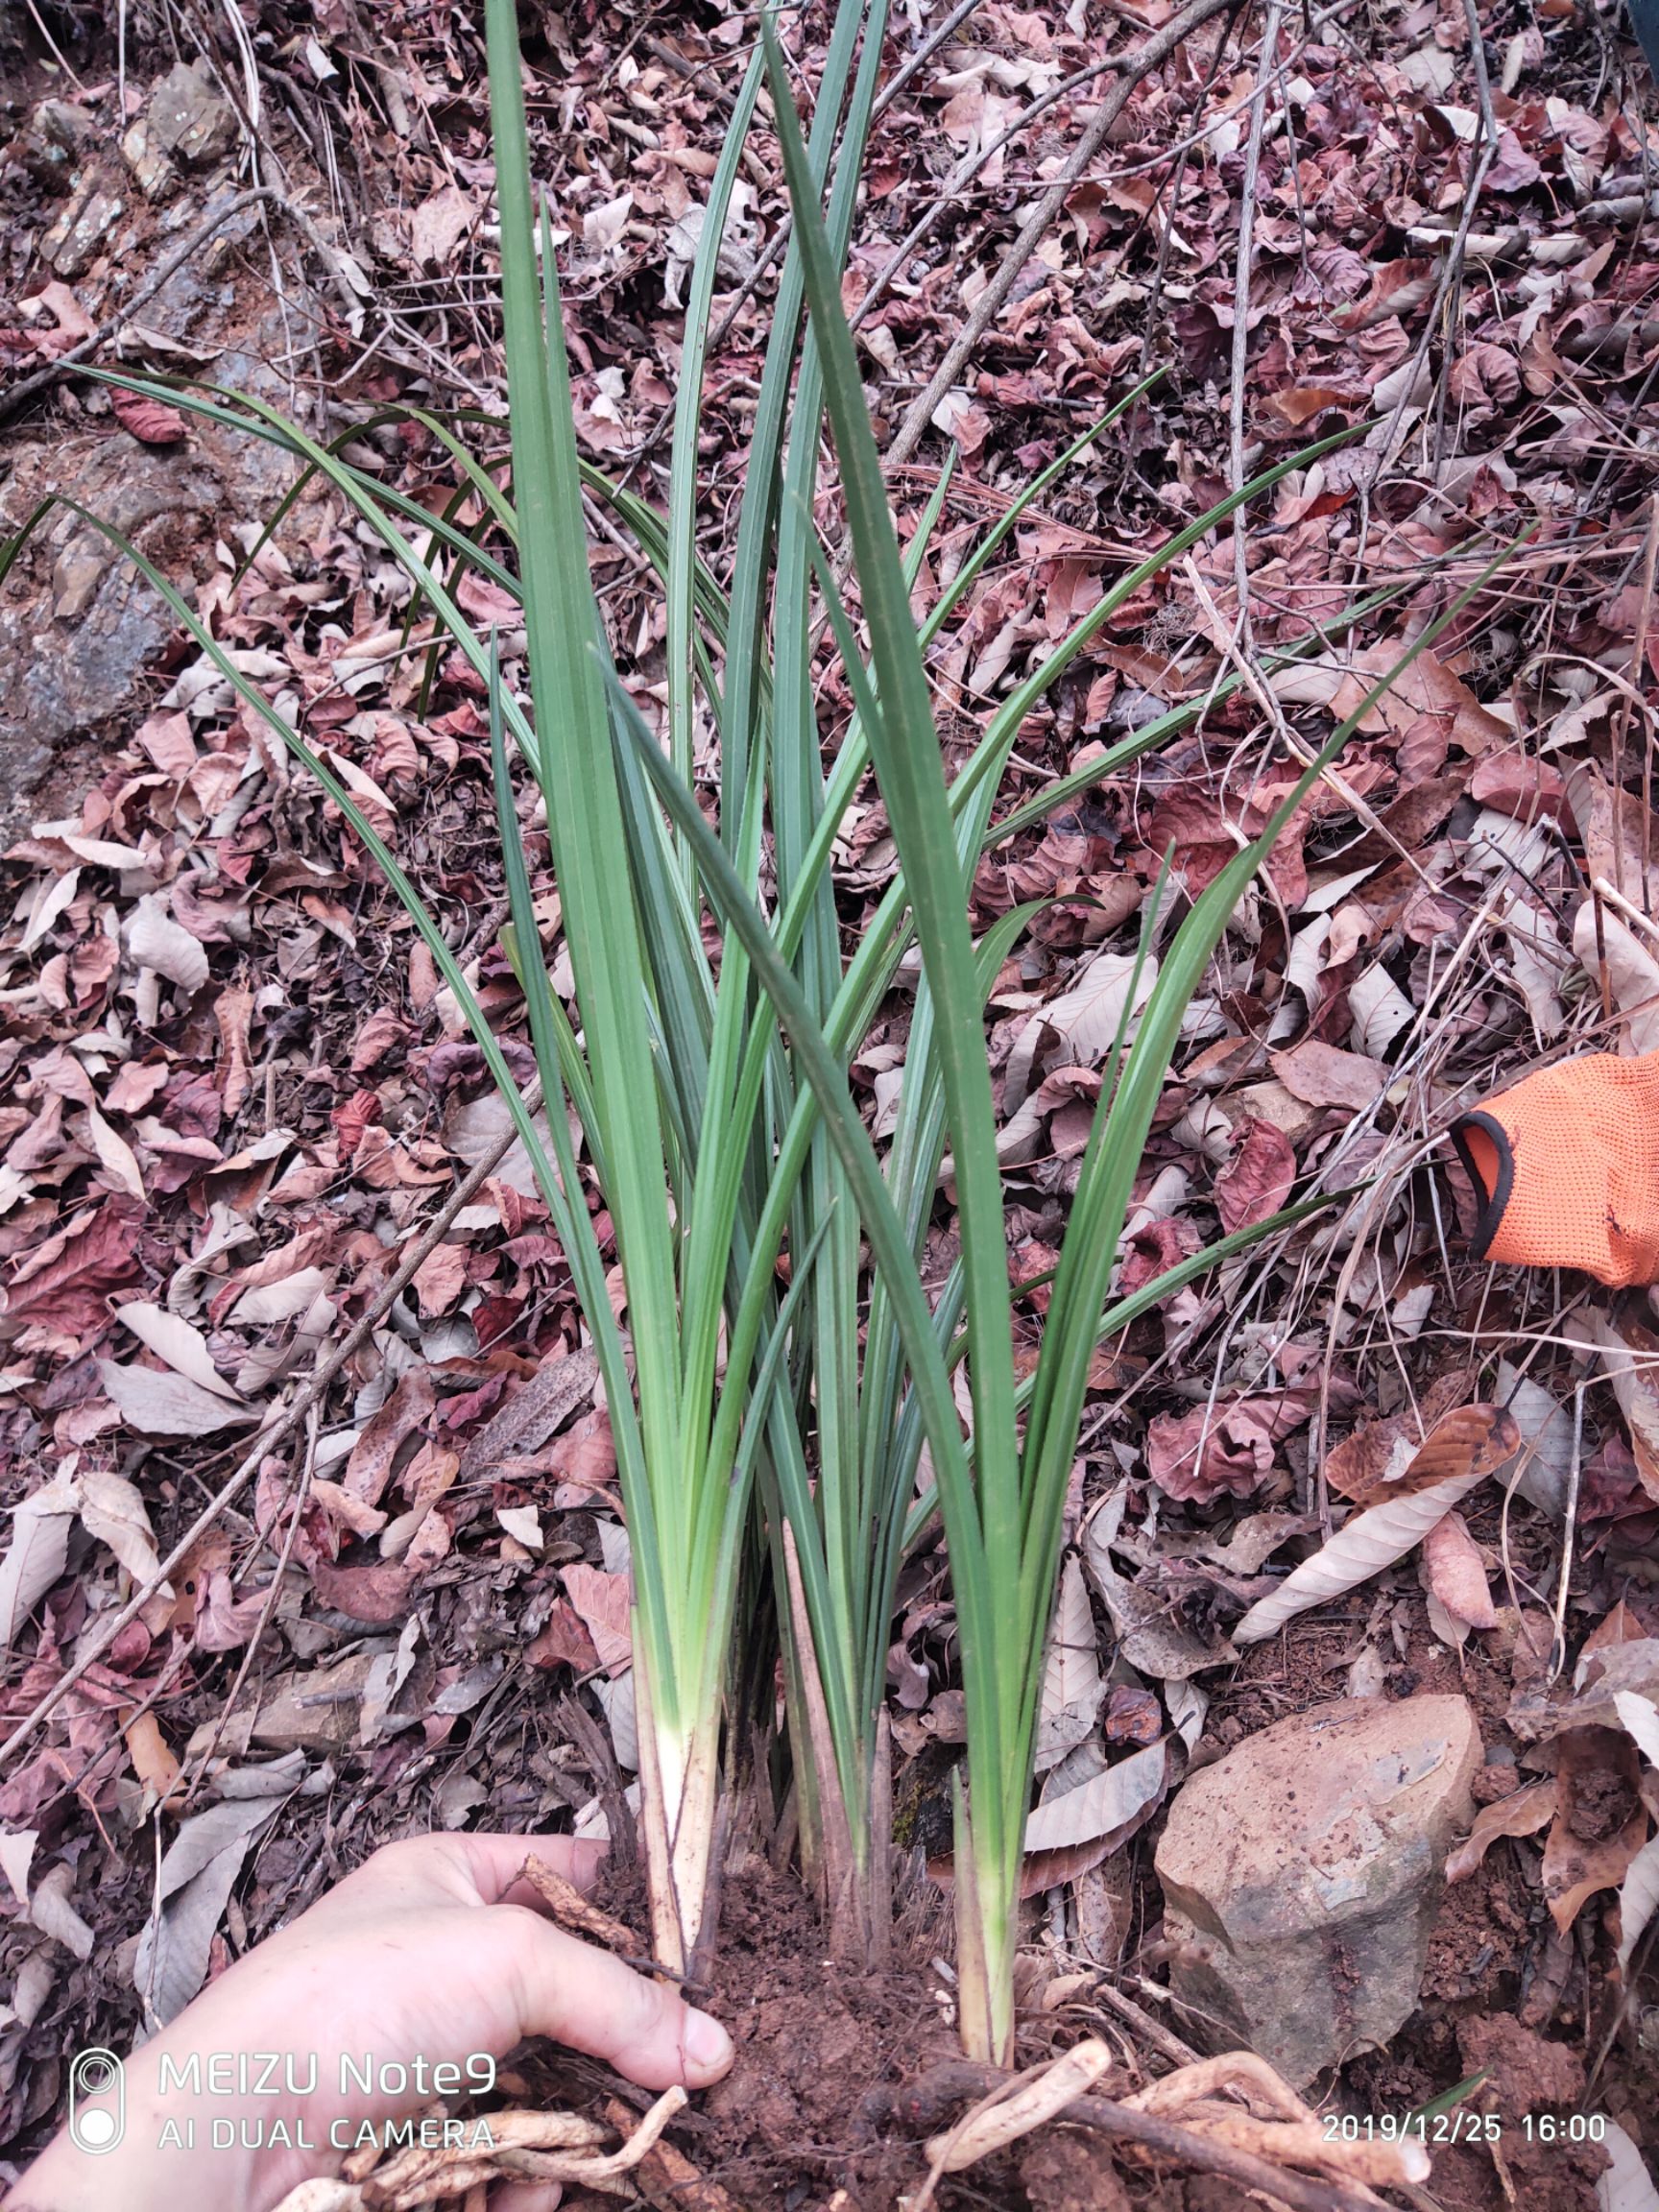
493, 1908, 734, 2091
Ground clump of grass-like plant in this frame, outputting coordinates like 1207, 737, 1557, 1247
2, 0, 1513, 2056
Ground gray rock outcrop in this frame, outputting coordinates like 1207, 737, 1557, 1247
1155, 1695, 1481, 2086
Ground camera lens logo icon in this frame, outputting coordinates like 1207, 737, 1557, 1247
67, 2049, 124, 2153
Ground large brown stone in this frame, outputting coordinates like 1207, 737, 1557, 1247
1155, 1695, 1481, 2087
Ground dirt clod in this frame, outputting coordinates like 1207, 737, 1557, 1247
1019, 2128, 1132, 2212
1456, 2015, 1585, 2120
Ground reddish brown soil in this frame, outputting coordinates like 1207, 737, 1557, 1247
548, 1853, 1217, 2210
693, 1856, 951, 2207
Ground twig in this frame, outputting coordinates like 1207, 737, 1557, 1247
1086, 1974, 1204, 2069
175, 1400, 322, 1807
882, 0, 1236, 470
1591, 873, 1659, 952
1608, 489, 1659, 908
1228, 0, 1284, 633
1548, 1379, 1586, 1684
622, 0, 989, 478
0, 187, 362, 427
0, 1082, 542, 1773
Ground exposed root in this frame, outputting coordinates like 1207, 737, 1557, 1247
519, 1850, 640, 1953
267, 2087, 688, 2212
916, 2039, 1118, 2200
905, 2045, 1430, 2212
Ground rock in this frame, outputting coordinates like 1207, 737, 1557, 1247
12, 99, 97, 193
145, 61, 236, 170
0, 435, 226, 817
0, 292, 323, 841
40, 180, 125, 278
1155, 1695, 1481, 2087
121, 117, 180, 204
251, 1652, 377, 1752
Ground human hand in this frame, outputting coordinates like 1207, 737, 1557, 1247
5, 1832, 733, 2212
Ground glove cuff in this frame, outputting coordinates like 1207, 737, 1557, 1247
1448, 1109, 1514, 1264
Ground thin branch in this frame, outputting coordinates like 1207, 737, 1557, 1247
1228, 0, 1285, 635
0, 187, 362, 426
882, 0, 1236, 470
0, 1084, 542, 1772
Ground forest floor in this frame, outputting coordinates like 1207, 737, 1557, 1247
4, 0, 1659, 2205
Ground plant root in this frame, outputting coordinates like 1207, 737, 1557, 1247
519, 1851, 640, 1952
902, 2046, 1429, 2212
603, 2095, 739, 2212
267, 2087, 687, 2212
916, 2040, 1118, 2203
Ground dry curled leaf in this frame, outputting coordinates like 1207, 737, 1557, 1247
1588, 1313, 1659, 1504
115, 1300, 241, 1401
1233, 1462, 1496, 1646
1618, 1830, 1659, 1973
98, 1360, 256, 1438
1542, 1726, 1649, 1936
1145, 1387, 1316, 1504
1598, 2119, 1659, 2212
561, 1561, 633, 1675
111, 383, 188, 445
0, 1478, 78, 1652
1421, 1509, 1498, 1629
1326, 1400, 1520, 1510
1022, 1738, 1167, 1857
1269, 1038, 1388, 1112
1445, 1776, 1558, 1880
1034, 1555, 1105, 1770
1616, 1692, 1659, 1767
1212, 1117, 1295, 1234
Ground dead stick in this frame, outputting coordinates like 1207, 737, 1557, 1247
0, 187, 361, 426
0, 1082, 541, 1770
1228, 0, 1284, 629
621, 0, 989, 479
849, 45, 1132, 337
899, 2062, 1383, 2212
882, 0, 1235, 470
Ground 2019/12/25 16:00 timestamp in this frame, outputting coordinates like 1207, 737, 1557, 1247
1322, 2110, 1610, 2146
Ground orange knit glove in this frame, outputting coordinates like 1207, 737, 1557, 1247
1449, 1050, 1659, 1288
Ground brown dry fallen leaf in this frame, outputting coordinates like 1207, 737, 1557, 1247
526, 1598, 602, 1675
124, 1712, 182, 1809
561, 1562, 633, 1675
1213, 1117, 1296, 1234
1542, 1726, 1650, 1936
1421, 1508, 1499, 1629
1446, 1776, 1559, 1881
1327, 1399, 1520, 1510
1145, 1388, 1317, 1504
1269, 1038, 1389, 1113
1588, 1313, 1659, 1504
111, 384, 188, 445
344, 1364, 437, 1507
412, 1241, 469, 1319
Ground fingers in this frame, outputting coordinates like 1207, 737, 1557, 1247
492, 2185, 561, 2212
455, 1831, 608, 1911
493, 1910, 733, 2092
345, 1832, 609, 1911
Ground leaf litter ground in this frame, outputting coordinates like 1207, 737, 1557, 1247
4, 0, 1659, 2203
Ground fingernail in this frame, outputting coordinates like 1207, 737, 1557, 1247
685, 2007, 733, 2077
